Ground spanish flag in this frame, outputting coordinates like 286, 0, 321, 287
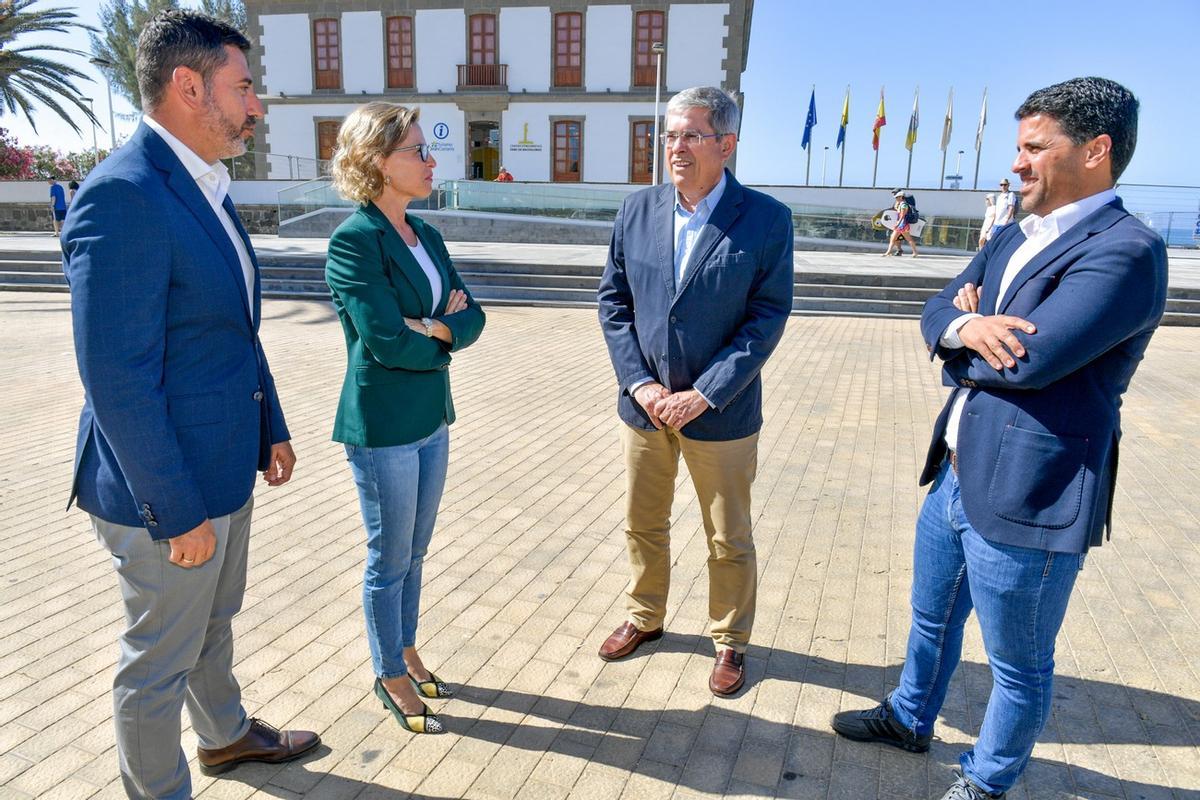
872, 89, 886, 151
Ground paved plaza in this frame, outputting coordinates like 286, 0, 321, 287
0, 291, 1197, 800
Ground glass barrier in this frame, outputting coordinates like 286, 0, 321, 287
277, 178, 991, 249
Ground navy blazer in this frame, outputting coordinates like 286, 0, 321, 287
63, 123, 289, 539
920, 199, 1167, 553
598, 171, 794, 441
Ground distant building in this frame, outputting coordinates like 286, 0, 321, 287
244, 1, 754, 182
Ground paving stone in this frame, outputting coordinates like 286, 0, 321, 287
1, 293, 1196, 800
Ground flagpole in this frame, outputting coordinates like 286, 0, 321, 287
803, 84, 815, 185
973, 87, 987, 189
905, 86, 917, 187
940, 88, 953, 189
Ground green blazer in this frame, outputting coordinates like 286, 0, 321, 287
325, 202, 485, 446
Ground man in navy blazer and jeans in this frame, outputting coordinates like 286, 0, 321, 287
597, 86, 794, 696
832, 78, 1167, 800
64, 12, 318, 798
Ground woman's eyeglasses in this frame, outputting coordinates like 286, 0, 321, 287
390, 143, 432, 162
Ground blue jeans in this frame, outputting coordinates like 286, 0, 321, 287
345, 423, 449, 679
890, 460, 1084, 795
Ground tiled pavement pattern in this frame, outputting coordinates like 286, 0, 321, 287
1, 292, 1197, 800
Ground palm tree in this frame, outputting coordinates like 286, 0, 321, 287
0, 0, 98, 134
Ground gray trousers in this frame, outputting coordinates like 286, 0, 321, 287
92, 497, 254, 800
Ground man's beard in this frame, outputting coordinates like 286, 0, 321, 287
204, 96, 252, 159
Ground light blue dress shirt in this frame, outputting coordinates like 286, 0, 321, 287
673, 172, 727, 286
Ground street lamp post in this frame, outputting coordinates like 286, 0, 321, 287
80, 96, 98, 171
650, 42, 665, 185
821, 146, 829, 185
88, 57, 118, 151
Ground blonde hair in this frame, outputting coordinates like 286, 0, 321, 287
330, 102, 421, 204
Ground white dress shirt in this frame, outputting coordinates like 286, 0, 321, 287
143, 116, 255, 313
941, 188, 1118, 451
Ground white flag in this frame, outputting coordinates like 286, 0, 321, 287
940, 88, 954, 152
975, 88, 987, 152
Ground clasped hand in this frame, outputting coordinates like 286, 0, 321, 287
633, 382, 707, 430
953, 283, 1037, 371
404, 289, 468, 343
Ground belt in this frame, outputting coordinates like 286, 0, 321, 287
949, 449, 959, 474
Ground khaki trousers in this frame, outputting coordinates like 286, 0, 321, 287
621, 423, 758, 652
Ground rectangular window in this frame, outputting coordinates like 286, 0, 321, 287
469, 14, 497, 65
630, 120, 654, 183
553, 120, 582, 182
553, 12, 582, 88
313, 18, 341, 90
317, 120, 341, 165
386, 16, 414, 89
633, 11, 664, 87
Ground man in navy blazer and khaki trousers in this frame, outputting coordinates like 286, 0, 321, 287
64, 12, 317, 799
597, 86, 794, 696
832, 78, 1168, 800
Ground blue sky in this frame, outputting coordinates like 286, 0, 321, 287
8, 0, 1197, 195
736, 0, 1199, 190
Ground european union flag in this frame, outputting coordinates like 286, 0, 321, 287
802, 89, 817, 150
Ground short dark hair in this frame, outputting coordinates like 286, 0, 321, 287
1015, 77, 1139, 181
136, 10, 250, 112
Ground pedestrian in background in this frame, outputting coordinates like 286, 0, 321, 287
48, 177, 67, 235
978, 193, 996, 249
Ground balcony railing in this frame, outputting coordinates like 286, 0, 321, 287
457, 63, 507, 89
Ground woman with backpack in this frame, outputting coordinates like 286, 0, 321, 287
884, 190, 920, 257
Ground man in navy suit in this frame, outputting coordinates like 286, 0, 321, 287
63, 12, 318, 798
597, 86, 794, 696
832, 77, 1167, 800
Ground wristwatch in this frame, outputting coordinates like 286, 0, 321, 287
421, 317, 434, 337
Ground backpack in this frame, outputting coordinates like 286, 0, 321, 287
903, 194, 919, 224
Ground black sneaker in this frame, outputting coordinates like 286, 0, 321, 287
830, 698, 932, 753
937, 772, 1005, 799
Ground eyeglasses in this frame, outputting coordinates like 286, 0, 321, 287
390, 143, 432, 162
658, 131, 730, 147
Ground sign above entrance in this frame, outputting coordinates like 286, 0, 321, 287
509, 122, 542, 153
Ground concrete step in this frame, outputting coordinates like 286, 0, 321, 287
460, 271, 600, 290
793, 296, 926, 317
795, 283, 936, 302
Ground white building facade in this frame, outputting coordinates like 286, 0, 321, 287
245, 1, 754, 182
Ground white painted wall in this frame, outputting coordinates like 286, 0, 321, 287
666, 4, 728, 91
585, 5, 632, 92
500, 7, 551, 92
264, 102, 464, 181
415, 103, 466, 182
259, 14, 312, 96
501, 101, 657, 183
342, 11, 384, 94
415, 9, 464, 94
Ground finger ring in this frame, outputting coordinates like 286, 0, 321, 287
182, 557, 195, 563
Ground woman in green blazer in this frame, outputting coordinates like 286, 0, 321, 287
326, 103, 485, 735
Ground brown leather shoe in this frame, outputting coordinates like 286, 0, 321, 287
197, 718, 320, 775
598, 621, 663, 661
709, 648, 745, 696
